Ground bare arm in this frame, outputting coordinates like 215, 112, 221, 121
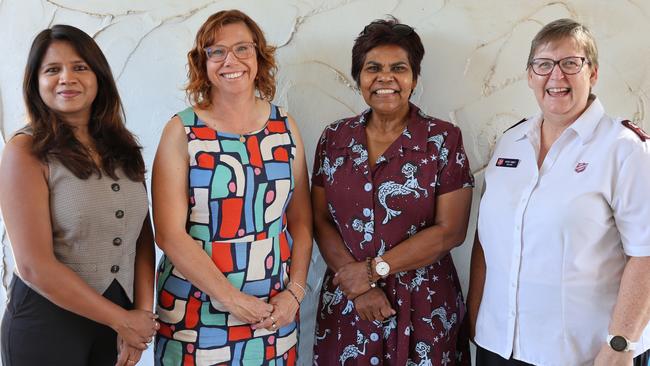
467, 233, 486, 341
284, 115, 313, 293
152, 117, 272, 324
595, 256, 650, 365
0, 135, 155, 350
257, 115, 313, 330
133, 213, 155, 312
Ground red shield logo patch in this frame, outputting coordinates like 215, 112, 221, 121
575, 162, 588, 173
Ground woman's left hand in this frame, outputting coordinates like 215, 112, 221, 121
115, 335, 146, 366
253, 291, 299, 331
594, 344, 633, 366
333, 261, 372, 300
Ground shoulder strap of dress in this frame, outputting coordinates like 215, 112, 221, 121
504, 118, 527, 133
176, 107, 197, 127
272, 104, 292, 129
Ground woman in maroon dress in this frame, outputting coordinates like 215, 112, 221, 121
312, 18, 474, 365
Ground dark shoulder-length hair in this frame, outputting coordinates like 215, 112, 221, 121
186, 9, 277, 108
351, 16, 425, 86
24, 24, 144, 181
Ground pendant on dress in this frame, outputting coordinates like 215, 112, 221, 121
239, 135, 246, 143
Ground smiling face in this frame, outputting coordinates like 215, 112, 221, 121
359, 44, 415, 117
206, 22, 258, 98
527, 37, 598, 124
38, 40, 98, 123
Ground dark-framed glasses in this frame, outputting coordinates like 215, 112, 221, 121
362, 22, 414, 36
204, 42, 257, 62
529, 56, 590, 76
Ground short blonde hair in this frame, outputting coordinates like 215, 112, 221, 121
527, 18, 598, 69
186, 10, 277, 108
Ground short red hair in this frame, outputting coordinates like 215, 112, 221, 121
186, 9, 277, 108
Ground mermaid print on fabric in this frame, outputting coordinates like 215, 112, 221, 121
377, 162, 428, 224
155, 104, 298, 366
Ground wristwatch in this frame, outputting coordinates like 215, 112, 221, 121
374, 256, 390, 278
607, 334, 637, 352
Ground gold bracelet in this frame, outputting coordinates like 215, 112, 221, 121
366, 257, 377, 288
286, 287, 301, 305
288, 281, 307, 296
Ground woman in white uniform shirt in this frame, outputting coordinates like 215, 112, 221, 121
468, 18, 650, 366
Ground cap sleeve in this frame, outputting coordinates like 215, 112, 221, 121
311, 128, 328, 187
612, 143, 650, 256
436, 126, 474, 195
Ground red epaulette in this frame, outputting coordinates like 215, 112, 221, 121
622, 120, 650, 141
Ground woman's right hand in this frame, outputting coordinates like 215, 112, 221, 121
224, 291, 274, 324
113, 309, 159, 350
353, 288, 395, 322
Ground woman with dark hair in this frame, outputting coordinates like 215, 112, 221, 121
0, 25, 158, 365
313, 17, 473, 365
152, 9, 312, 365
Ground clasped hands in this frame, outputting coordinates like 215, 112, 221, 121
334, 261, 395, 322
225, 289, 300, 332
114, 309, 160, 365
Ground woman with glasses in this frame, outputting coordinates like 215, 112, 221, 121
152, 9, 312, 365
312, 17, 473, 365
468, 18, 650, 365
0, 25, 157, 366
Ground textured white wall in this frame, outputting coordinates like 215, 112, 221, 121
0, 1, 648, 365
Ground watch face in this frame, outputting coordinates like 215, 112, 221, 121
376, 261, 390, 276
610, 336, 628, 352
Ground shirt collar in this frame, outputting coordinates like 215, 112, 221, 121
329, 102, 429, 153
567, 95, 604, 144
519, 94, 604, 145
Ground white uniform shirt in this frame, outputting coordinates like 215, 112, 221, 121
475, 97, 650, 366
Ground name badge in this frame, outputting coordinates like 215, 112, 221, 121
496, 158, 519, 168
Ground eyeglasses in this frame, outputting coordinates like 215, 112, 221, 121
529, 56, 590, 76
362, 22, 414, 36
204, 42, 257, 62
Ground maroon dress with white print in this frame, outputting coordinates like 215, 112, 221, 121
312, 104, 473, 366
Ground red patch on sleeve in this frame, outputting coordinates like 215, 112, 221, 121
622, 120, 650, 141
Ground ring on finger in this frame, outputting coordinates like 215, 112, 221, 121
271, 322, 277, 329
269, 315, 276, 323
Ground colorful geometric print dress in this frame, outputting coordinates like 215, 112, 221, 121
155, 104, 298, 366
312, 104, 473, 366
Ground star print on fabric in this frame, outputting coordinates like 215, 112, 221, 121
420, 158, 428, 165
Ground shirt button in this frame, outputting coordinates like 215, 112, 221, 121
115, 210, 124, 218
110, 265, 120, 273
111, 183, 120, 192
515, 225, 520, 231
511, 282, 516, 288
113, 237, 122, 246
